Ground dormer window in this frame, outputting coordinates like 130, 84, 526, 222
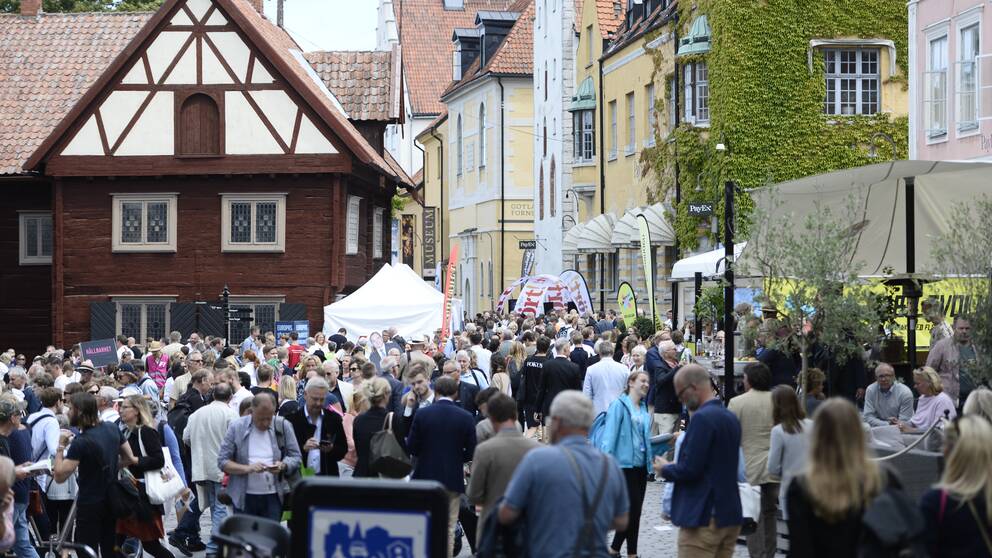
176, 92, 222, 156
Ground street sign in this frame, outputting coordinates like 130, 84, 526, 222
229, 308, 253, 318
518, 240, 537, 250
688, 203, 714, 217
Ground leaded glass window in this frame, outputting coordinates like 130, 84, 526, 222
231, 202, 252, 243
223, 196, 285, 251
113, 196, 176, 251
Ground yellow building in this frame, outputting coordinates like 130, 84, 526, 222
438, 1, 535, 316
564, 0, 676, 311
413, 114, 450, 282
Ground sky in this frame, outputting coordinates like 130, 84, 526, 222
262, 0, 379, 52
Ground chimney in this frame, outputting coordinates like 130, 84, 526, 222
247, 0, 264, 16
20, 0, 41, 17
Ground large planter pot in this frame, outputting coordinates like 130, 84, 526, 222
880, 337, 905, 364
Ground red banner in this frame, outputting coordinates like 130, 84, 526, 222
439, 245, 459, 346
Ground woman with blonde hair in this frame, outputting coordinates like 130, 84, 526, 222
785, 398, 886, 557
339, 390, 370, 478
276, 375, 299, 418
351, 378, 394, 478
117, 395, 175, 558
898, 366, 957, 433
489, 354, 512, 396
920, 415, 992, 556
963, 387, 992, 424
506, 341, 526, 395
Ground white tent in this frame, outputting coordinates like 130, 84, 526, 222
323, 263, 445, 341
671, 243, 747, 280
737, 160, 992, 277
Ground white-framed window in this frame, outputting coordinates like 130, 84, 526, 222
926, 34, 949, 138
456, 114, 463, 175
572, 110, 595, 162
957, 21, 981, 132
625, 92, 636, 155
668, 77, 677, 129
346, 195, 362, 255
823, 48, 880, 115
114, 297, 173, 342
220, 194, 286, 252
373, 207, 384, 259
478, 103, 486, 167
586, 25, 593, 66
683, 62, 710, 125
608, 100, 618, 160
18, 211, 52, 265
228, 298, 280, 342
645, 83, 657, 146
111, 193, 177, 253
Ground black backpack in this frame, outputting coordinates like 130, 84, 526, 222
858, 472, 928, 558
167, 392, 195, 444
476, 497, 527, 558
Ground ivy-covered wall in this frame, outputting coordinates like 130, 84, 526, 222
644, 0, 909, 251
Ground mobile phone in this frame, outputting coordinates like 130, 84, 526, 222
319, 439, 333, 446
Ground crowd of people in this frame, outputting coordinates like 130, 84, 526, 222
0, 305, 987, 558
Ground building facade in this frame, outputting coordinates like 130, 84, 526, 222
909, 0, 991, 161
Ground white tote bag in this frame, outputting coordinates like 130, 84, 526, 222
138, 427, 186, 505
739, 482, 761, 534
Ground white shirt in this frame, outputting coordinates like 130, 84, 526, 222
184, 401, 237, 483
470, 345, 492, 377
303, 406, 322, 472
117, 345, 134, 361
246, 427, 276, 494
54, 372, 79, 392
99, 407, 120, 424
229, 386, 252, 413
461, 369, 489, 390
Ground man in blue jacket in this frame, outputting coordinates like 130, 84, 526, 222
406, 376, 477, 557
654, 364, 742, 557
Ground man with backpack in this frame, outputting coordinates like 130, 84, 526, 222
499, 390, 629, 557
25, 387, 62, 540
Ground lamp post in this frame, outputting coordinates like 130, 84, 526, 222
716, 138, 735, 401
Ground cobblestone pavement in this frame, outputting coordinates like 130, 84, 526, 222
161, 480, 761, 557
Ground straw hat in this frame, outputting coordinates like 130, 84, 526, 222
148, 340, 163, 352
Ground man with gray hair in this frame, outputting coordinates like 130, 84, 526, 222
321, 359, 352, 413
6, 367, 40, 414
862, 362, 914, 427
170, 350, 204, 409
286, 377, 347, 478
536, 339, 581, 426
582, 341, 629, 415
96, 386, 121, 424
499, 391, 628, 555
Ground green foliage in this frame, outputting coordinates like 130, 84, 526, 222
749, 194, 881, 376
390, 194, 406, 219
693, 283, 725, 325
644, 0, 908, 250
930, 196, 992, 385
0, 0, 163, 12
632, 316, 657, 339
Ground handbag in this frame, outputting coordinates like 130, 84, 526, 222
137, 426, 186, 505
739, 482, 761, 535
370, 413, 412, 479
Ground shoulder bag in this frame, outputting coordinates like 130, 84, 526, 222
137, 425, 185, 505
968, 499, 992, 554
560, 446, 610, 558
370, 412, 412, 479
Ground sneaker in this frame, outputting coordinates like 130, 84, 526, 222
168, 534, 193, 557
187, 540, 206, 552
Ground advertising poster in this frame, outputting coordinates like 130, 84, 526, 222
80, 339, 118, 367
559, 269, 594, 316
309, 507, 429, 558
439, 245, 459, 345
617, 282, 638, 328
401, 214, 415, 267
637, 214, 659, 330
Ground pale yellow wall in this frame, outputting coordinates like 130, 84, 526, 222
416, 117, 449, 276
570, 0, 606, 225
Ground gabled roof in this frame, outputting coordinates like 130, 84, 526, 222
304, 47, 402, 123
395, 0, 514, 117
441, 0, 534, 100
0, 12, 153, 175
604, 0, 676, 59
592, 0, 625, 39
23, 0, 399, 182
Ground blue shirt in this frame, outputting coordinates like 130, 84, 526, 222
504, 435, 628, 557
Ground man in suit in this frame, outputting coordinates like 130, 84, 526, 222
406, 376, 477, 557
441, 360, 480, 419
655, 364, 742, 558
536, 338, 582, 426
286, 377, 347, 477
467, 393, 538, 546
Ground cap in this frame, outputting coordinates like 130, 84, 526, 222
117, 362, 135, 374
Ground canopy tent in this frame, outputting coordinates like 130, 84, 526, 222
736, 160, 992, 278
576, 213, 617, 253
562, 222, 586, 254
611, 204, 677, 248
671, 242, 747, 280
323, 263, 445, 341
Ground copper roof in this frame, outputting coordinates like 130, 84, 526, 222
304, 47, 402, 123
0, 12, 152, 175
395, 0, 513, 117
441, 0, 533, 99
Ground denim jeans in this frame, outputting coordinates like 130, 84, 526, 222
238, 493, 282, 522
174, 494, 203, 543
197, 481, 229, 554
13, 501, 40, 558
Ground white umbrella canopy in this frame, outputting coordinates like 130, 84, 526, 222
737, 160, 992, 278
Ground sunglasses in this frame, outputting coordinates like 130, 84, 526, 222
349, 366, 359, 371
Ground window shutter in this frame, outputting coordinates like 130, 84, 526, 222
170, 303, 197, 340
90, 302, 117, 340
278, 303, 307, 322
198, 302, 226, 338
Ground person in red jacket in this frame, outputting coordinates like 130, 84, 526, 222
286, 332, 305, 369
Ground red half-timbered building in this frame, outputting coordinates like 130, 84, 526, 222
0, 0, 411, 354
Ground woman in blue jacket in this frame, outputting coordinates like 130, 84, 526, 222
600, 370, 652, 558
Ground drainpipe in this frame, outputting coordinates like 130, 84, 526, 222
428, 125, 445, 260
671, 13, 681, 329
497, 77, 506, 294
597, 54, 606, 312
